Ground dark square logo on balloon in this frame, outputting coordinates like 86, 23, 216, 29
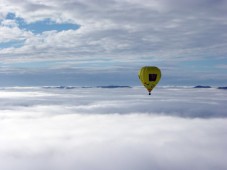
149, 74, 157, 81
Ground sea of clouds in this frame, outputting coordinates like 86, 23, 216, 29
0, 86, 227, 170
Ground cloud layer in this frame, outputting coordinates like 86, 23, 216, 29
1, 86, 226, 118
2, 0, 227, 61
0, 87, 227, 170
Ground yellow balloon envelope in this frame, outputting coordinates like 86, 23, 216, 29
138, 66, 161, 95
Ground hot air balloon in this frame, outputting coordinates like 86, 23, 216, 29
138, 66, 161, 95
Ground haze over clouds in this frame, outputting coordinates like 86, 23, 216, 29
0, 0, 227, 85
0, 87, 227, 170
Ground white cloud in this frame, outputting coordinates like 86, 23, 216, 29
0, 22, 31, 43
0, 87, 227, 170
0, 0, 227, 63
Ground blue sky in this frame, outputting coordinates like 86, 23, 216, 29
0, 0, 227, 86
6, 12, 80, 34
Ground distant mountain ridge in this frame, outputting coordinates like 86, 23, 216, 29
42, 85, 132, 89
194, 85, 212, 88
218, 87, 227, 90
1, 85, 226, 90
97, 85, 131, 88
194, 85, 227, 90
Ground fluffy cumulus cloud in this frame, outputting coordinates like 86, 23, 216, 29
0, 87, 227, 170
0, 0, 227, 65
